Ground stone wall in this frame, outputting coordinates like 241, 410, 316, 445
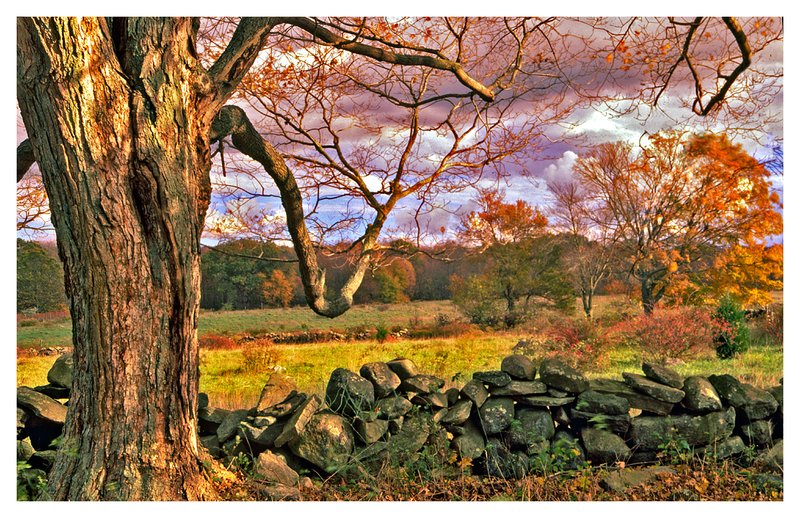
17, 349, 783, 499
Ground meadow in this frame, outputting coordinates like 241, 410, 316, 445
17, 297, 783, 410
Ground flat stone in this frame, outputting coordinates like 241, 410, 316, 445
253, 415, 278, 428
738, 383, 779, 421
516, 395, 575, 408
216, 409, 249, 443
198, 407, 230, 435
399, 374, 445, 394
681, 376, 722, 413
461, 380, 490, 408
539, 359, 589, 394
641, 362, 684, 389
440, 400, 473, 426
581, 427, 630, 466
452, 420, 486, 459
17, 439, 35, 462
506, 407, 554, 450
389, 413, 434, 454
199, 435, 223, 458
255, 482, 301, 501
739, 420, 773, 447
254, 450, 299, 486
703, 436, 746, 460
240, 420, 285, 450
489, 380, 547, 397
547, 388, 569, 398
623, 372, 685, 403
411, 392, 449, 408
274, 395, 321, 448
354, 417, 389, 444
254, 373, 297, 413
17, 408, 28, 435
289, 412, 354, 473
360, 362, 402, 398
599, 466, 675, 493
753, 440, 783, 474
260, 391, 308, 418
325, 368, 375, 418
479, 397, 515, 435
589, 379, 674, 416
708, 374, 748, 407
33, 384, 70, 400
375, 395, 413, 419
472, 370, 512, 388
17, 387, 67, 424
500, 355, 536, 381
575, 390, 630, 415
47, 352, 74, 389
445, 388, 461, 405
386, 357, 419, 380
629, 407, 736, 450
568, 410, 630, 435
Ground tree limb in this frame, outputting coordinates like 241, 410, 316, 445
17, 138, 35, 182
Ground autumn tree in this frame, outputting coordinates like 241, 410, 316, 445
16, 17, 781, 500
574, 131, 782, 314
260, 269, 296, 307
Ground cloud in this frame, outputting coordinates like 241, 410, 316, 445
541, 150, 578, 184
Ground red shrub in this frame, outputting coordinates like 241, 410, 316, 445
199, 334, 238, 350
539, 317, 612, 371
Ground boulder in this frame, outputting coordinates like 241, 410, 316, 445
399, 374, 445, 395
17, 408, 28, 436
599, 466, 675, 493
627, 415, 675, 451
506, 407, 554, 450
460, 380, 490, 408
703, 436, 746, 461
198, 392, 209, 410
575, 390, 630, 415
198, 407, 231, 435
28, 450, 57, 473
489, 380, 547, 397
389, 412, 435, 454
216, 409, 249, 444
375, 395, 413, 419
707, 374, 749, 407
472, 370, 512, 388
411, 392, 449, 408
479, 397, 515, 435
254, 373, 297, 413
325, 368, 375, 418
739, 420, 773, 447
589, 378, 674, 416
538, 359, 589, 394
622, 372, 685, 403
500, 355, 536, 381
240, 420, 285, 451
359, 362, 402, 398
46, 352, 74, 389
354, 417, 389, 445
580, 427, 631, 466
254, 450, 300, 486
33, 384, 70, 400
738, 383, 779, 421
289, 412, 354, 473
681, 376, 722, 413
274, 395, 321, 448
17, 439, 35, 462
199, 434, 223, 458
440, 400, 473, 426
641, 362, 684, 389
17, 386, 67, 424
259, 391, 307, 419
479, 438, 528, 479
629, 407, 736, 450
516, 395, 575, 408
452, 420, 486, 459
445, 387, 461, 406
386, 357, 419, 380
568, 410, 630, 435
753, 440, 783, 474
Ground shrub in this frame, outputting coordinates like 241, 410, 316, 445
715, 296, 751, 359
621, 306, 725, 362
450, 274, 504, 327
199, 334, 238, 350
538, 317, 612, 371
240, 339, 281, 374
749, 302, 783, 347
375, 324, 390, 343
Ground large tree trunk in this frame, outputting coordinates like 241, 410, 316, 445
17, 18, 215, 500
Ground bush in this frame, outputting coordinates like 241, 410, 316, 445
375, 324, 390, 343
749, 302, 783, 347
240, 339, 281, 374
199, 334, 238, 350
715, 296, 751, 359
450, 274, 504, 327
621, 306, 724, 362
537, 317, 612, 371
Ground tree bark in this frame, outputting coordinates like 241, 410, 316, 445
17, 17, 214, 500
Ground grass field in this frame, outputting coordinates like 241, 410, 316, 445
17, 297, 783, 409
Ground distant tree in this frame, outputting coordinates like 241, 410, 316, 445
17, 239, 65, 312
260, 269, 295, 308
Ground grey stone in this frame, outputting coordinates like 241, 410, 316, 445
254, 450, 300, 486
411, 392, 449, 408
432, 408, 448, 424
581, 427, 631, 465
452, 420, 486, 459
547, 388, 569, 398
628, 415, 675, 451
198, 407, 230, 435
461, 380, 490, 408
399, 374, 445, 394
274, 395, 321, 448
539, 359, 589, 394
256, 482, 301, 501
575, 390, 630, 415
517, 395, 575, 408
681, 376, 722, 413
17, 408, 28, 436
472, 370, 512, 388
252, 415, 278, 428
480, 438, 528, 479
445, 388, 461, 406
489, 380, 548, 397
17, 386, 67, 424
198, 392, 209, 409
200, 434, 223, 458
599, 466, 675, 493
386, 357, 419, 380
708, 374, 749, 407
768, 385, 783, 416
375, 395, 413, 419
703, 436, 746, 460
753, 439, 783, 474
623, 372, 685, 403
479, 397, 515, 435
641, 362, 684, 389
388, 416, 403, 434
354, 417, 389, 444
33, 384, 70, 399
216, 409, 249, 443
254, 373, 297, 413
289, 412, 354, 473
259, 391, 307, 418
360, 362, 402, 398
589, 378, 674, 416
240, 420, 285, 450
629, 407, 736, 450
17, 439, 34, 462
568, 409, 630, 435
551, 430, 586, 470
507, 407, 554, 450
28, 450, 57, 473
738, 383, 779, 421
325, 368, 375, 418
739, 420, 773, 447
47, 352, 74, 389
500, 355, 536, 381
390, 413, 434, 454
440, 400, 473, 426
